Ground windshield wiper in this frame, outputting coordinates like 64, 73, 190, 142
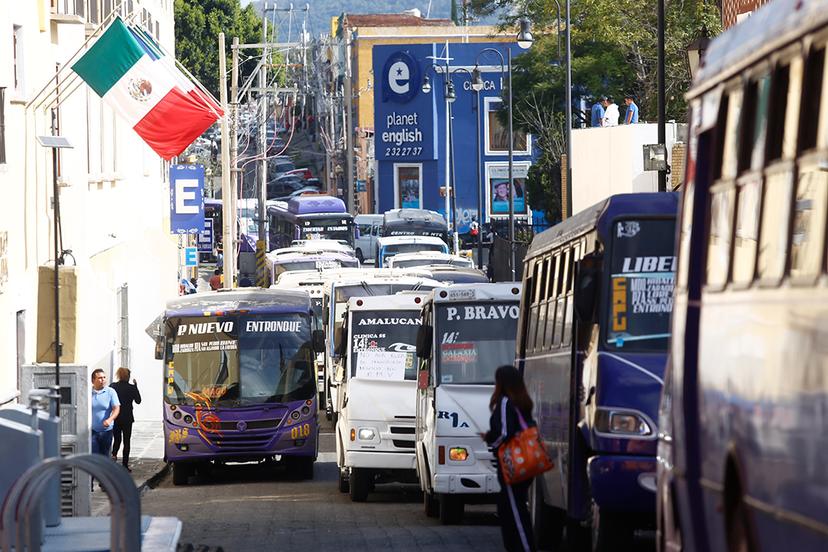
360, 281, 376, 296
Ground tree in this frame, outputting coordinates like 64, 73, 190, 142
174, 0, 264, 99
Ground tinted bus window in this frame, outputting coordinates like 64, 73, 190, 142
607, 219, 676, 351
732, 178, 762, 285
706, 186, 735, 287
758, 169, 794, 281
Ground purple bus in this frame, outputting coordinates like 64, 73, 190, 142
157, 289, 325, 485
267, 195, 355, 250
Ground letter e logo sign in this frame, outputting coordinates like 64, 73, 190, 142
383, 51, 420, 104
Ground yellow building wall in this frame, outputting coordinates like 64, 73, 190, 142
352, 27, 514, 130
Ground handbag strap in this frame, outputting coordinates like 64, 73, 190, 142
513, 404, 529, 431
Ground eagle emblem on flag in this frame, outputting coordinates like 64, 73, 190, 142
128, 78, 153, 102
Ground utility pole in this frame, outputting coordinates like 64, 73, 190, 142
657, 0, 667, 192
344, 33, 355, 213
219, 32, 236, 287
230, 37, 240, 283
257, 6, 269, 285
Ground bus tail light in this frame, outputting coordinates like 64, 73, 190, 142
438, 445, 446, 464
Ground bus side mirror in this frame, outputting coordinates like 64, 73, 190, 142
574, 259, 601, 323
312, 330, 326, 353
154, 338, 165, 360
416, 325, 433, 358
417, 368, 429, 390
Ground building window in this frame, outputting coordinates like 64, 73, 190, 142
394, 164, 422, 208
485, 161, 531, 219
0, 87, 6, 165
13, 25, 24, 94
483, 97, 529, 155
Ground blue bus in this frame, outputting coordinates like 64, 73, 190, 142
517, 192, 678, 549
658, 1, 828, 550
156, 289, 325, 485
267, 195, 356, 250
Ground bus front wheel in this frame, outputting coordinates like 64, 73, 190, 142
338, 467, 350, 493
423, 489, 439, 517
438, 494, 464, 525
591, 502, 632, 552
172, 462, 193, 486
349, 468, 371, 502
529, 479, 564, 548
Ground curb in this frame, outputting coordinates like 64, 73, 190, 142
138, 462, 171, 495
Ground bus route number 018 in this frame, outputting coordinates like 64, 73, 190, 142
290, 423, 311, 440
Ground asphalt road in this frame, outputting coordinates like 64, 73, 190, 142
140, 419, 504, 551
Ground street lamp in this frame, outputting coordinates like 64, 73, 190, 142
517, 18, 534, 49
473, 19, 533, 281
422, 64, 473, 255
36, 128, 73, 388
686, 26, 711, 81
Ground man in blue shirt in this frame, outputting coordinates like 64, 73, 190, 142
591, 96, 607, 127
90, 369, 120, 457
624, 94, 640, 124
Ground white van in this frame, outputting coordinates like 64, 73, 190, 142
414, 282, 522, 524
353, 214, 383, 264
376, 236, 449, 268
335, 293, 428, 501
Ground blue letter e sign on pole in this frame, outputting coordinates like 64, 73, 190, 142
170, 164, 205, 234
183, 247, 199, 267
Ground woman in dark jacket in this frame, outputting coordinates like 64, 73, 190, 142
110, 367, 141, 471
485, 365, 536, 552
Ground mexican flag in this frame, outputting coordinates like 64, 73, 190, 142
72, 17, 222, 160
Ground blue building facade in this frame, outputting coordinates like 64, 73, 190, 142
373, 42, 540, 234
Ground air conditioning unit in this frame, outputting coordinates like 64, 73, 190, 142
21, 364, 91, 517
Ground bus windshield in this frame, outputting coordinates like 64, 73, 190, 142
333, 283, 436, 325
392, 258, 472, 269
384, 243, 446, 256
165, 313, 316, 406
435, 302, 519, 384
274, 258, 358, 277
349, 310, 420, 380
606, 218, 676, 351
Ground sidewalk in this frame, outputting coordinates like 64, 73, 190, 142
92, 421, 167, 516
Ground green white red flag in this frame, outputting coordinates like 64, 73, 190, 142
71, 17, 222, 160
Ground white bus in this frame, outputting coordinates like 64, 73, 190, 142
415, 283, 522, 524
322, 272, 440, 424
335, 293, 429, 502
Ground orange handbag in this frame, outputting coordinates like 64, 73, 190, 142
497, 404, 554, 485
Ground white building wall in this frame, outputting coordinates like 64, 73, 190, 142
0, 0, 181, 421
571, 123, 683, 216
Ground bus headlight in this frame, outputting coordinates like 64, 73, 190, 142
596, 409, 652, 436
449, 447, 468, 461
357, 428, 377, 441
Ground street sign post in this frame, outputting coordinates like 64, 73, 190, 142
170, 164, 205, 234
183, 247, 199, 267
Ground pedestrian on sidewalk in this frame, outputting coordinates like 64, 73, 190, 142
591, 95, 607, 127
209, 268, 223, 290
624, 94, 640, 124
603, 96, 620, 127
110, 367, 141, 472
484, 366, 537, 552
91, 369, 120, 458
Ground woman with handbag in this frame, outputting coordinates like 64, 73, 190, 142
484, 365, 541, 552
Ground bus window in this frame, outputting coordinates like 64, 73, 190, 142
536, 256, 553, 350
544, 254, 560, 348
721, 88, 743, 181
797, 46, 825, 153
563, 243, 580, 347
790, 168, 828, 279
766, 64, 791, 162
731, 177, 762, 285
706, 185, 735, 288
738, 74, 771, 174
555, 249, 571, 347
525, 261, 539, 353
758, 168, 794, 282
